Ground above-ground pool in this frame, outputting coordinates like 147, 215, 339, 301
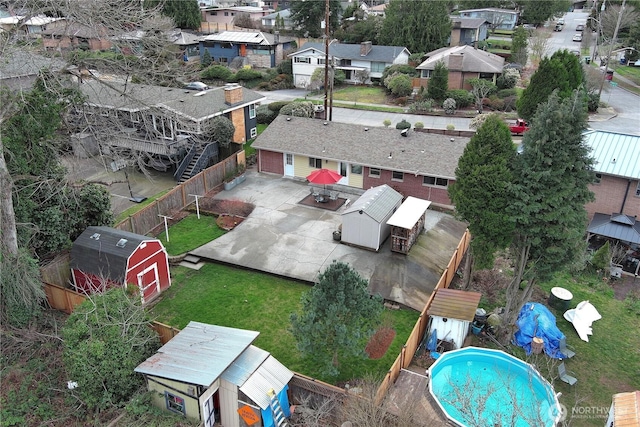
428, 347, 561, 427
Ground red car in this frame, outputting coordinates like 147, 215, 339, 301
509, 118, 530, 135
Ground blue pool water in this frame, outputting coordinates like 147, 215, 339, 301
428, 347, 560, 427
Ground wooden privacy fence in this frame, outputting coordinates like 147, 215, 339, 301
115, 154, 238, 235
374, 229, 470, 404
43, 281, 87, 314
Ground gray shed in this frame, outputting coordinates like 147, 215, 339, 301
341, 185, 403, 251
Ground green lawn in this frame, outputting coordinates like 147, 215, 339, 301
114, 189, 170, 224
155, 214, 226, 256
331, 85, 388, 104
152, 263, 419, 384
535, 272, 640, 425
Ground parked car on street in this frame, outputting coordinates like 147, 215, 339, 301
184, 81, 210, 91
509, 118, 530, 135
576, 24, 585, 31
554, 24, 563, 31
572, 33, 583, 42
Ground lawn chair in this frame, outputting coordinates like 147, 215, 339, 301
558, 336, 576, 359
558, 362, 577, 386
310, 187, 319, 197
329, 191, 338, 201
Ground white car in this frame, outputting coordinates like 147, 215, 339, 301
184, 81, 210, 91
572, 33, 583, 42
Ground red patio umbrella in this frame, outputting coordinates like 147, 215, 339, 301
306, 168, 342, 196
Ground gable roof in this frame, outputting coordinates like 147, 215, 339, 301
417, 45, 504, 73
170, 30, 201, 46
583, 130, 640, 179
78, 79, 265, 122
458, 8, 518, 15
291, 42, 410, 63
588, 213, 640, 245
343, 185, 403, 222
0, 50, 65, 80
70, 226, 157, 282
135, 321, 259, 386
261, 9, 291, 20
202, 30, 293, 46
252, 116, 470, 179
40, 21, 110, 38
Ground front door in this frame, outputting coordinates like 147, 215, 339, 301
338, 162, 348, 185
284, 153, 294, 176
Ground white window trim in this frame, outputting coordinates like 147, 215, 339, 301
250, 127, 257, 138
392, 171, 404, 182
369, 168, 381, 178
249, 104, 256, 119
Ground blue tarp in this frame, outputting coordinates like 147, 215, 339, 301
261, 385, 291, 427
513, 302, 567, 359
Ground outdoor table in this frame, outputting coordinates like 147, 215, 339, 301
549, 287, 573, 310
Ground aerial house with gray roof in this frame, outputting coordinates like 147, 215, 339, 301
251, 116, 470, 208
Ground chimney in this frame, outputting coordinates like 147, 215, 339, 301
449, 53, 464, 71
360, 41, 372, 56
224, 83, 243, 105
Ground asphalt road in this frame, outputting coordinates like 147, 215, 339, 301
547, 10, 640, 135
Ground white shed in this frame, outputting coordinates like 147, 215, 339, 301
387, 196, 431, 254
341, 185, 403, 251
427, 289, 482, 350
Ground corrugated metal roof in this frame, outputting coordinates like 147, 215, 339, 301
387, 196, 432, 228
427, 288, 482, 321
613, 390, 640, 427
135, 321, 258, 386
588, 213, 640, 244
239, 353, 294, 410
203, 31, 273, 46
583, 130, 640, 179
343, 185, 403, 222
221, 345, 269, 386
70, 226, 155, 282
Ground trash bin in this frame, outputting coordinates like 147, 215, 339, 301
584, 56, 591, 64
549, 287, 573, 310
605, 70, 614, 81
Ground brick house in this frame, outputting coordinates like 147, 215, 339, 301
40, 22, 112, 51
449, 17, 490, 47
415, 45, 504, 91
584, 130, 640, 220
251, 116, 471, 208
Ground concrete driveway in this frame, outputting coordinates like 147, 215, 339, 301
190, 170, 467, 311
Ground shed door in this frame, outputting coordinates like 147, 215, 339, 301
137, 265, 159, 303
199, 385, 218, 427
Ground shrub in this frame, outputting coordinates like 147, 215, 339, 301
395, 119, 411, 130
269, 73, 293, 90
201, 64, 233, 81
502, 95, 517, 112
234, 68, 263, 81
497, 88, 518, 98
279, 101, 314, 117
62, 288, 159, 410
443, 98, 457, 114
256, 105, 278, 124
485, 95, 505, 111
395, 96, 408, 106
587, 93, 600, 112
408, 99, 433, 113
591, 241, 611, 273
267, 100, 291, 112
381, 64, 418, 83
446, 124, 455, 130
496, 68, 520, 89
383, 119, 391, 127
277, 59, 292, 75
445, 89, 474, 108
414, 122, 424, 129
387, 74, 413, 97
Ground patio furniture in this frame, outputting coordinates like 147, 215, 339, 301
329, 191, 338, 201
310, 187, 320, 197
558, 336, 576, 359
558, 362, 577, 385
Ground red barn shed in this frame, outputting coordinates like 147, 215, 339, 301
70, 226, 171, 304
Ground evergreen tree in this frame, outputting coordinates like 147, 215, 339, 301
510, 26, 528, 66
290, 261, 384, 377
379, 0, 451, 54
145, 0, 201, 30
516, 49, 584, 120
502, 90, 595, 333
201, 49, 213, 68
427, 60, 449, 101
449, 114, 516, 287
290, 0, 342, 38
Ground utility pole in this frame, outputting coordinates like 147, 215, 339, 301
598, 0, 626, 98
323, 0, 330, 120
